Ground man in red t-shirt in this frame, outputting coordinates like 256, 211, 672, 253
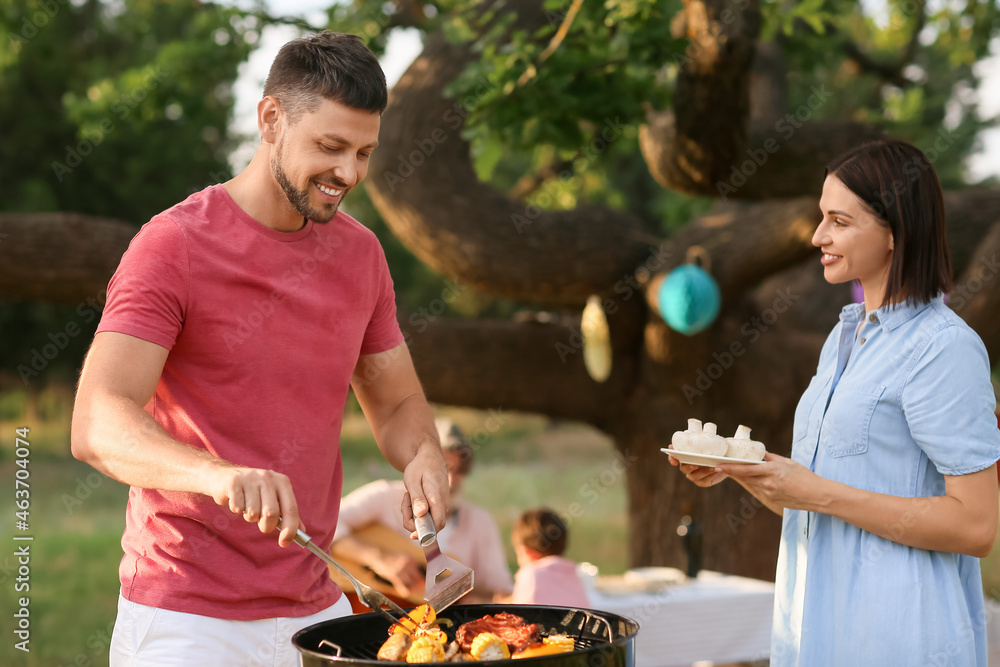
71, 32, 449, 666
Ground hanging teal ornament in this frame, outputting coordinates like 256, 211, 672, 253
657, 247, 720, 335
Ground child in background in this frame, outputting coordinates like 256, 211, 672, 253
507, 508, 590, 607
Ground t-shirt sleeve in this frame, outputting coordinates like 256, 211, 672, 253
96, 217, 189, 350
902, 324, 1000, 475
359, 245, 404, 355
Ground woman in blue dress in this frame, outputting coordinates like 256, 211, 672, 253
673, 140, 1000, 665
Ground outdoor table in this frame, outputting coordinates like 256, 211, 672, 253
586, 570, 775, 667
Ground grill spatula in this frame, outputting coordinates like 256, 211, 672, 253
414, 513, 474, 613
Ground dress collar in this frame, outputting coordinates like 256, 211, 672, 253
838, 295, 942, 332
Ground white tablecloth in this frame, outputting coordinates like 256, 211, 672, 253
586, 571, 774, 667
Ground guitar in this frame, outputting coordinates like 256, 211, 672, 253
327, 522, 431, 605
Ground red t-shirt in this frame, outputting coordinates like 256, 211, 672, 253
97, 184, 404, 620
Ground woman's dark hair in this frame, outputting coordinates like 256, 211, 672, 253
263, 31, 387, 123
513, 508, 568, 557
826, 140, 952, 307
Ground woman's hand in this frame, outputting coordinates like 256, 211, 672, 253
716, 452, 825, 511
665, 447, 729, 487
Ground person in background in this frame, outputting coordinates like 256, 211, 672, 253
672, 140, 999, 666
503, 508, 590, 607
332, 419, 513, 602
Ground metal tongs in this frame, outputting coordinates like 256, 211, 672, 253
277, 518, 413, 634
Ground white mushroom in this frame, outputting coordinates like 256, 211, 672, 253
673, 420, 728, 456
670, 418, 703, 451
725, 425, 766, 461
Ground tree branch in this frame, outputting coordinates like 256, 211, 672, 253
952, 219, 1000, 362
840, 0, 926, 88
517, 0, 584, 86
638, 2, 904, 199
636, 0, 761, 195
403, 299, 646, 429
640, 114, 885, 200
0, 212, 135, 304
641, 189, 1000, 322
365, 0, 652, 307
506, 153, 579, 201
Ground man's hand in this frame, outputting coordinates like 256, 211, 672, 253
400, 443, 450, 534
73, 333, 305, 547
206, 465, 301, 547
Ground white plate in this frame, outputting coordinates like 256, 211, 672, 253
660, 447, 764, 466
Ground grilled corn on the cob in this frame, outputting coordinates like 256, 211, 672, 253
406, 635, 447, 663
469, 632, 510, 661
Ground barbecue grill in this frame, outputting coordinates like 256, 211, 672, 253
293, 604, 640, 667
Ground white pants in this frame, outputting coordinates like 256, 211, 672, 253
109, 592, 352, 666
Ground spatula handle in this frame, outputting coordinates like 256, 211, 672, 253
414, 513, 437, 547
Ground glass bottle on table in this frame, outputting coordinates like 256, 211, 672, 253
676, 501, 702, 578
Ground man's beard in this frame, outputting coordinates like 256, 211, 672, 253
271, 140, 342, 224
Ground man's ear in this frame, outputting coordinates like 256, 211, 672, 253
258, 96, 282, 144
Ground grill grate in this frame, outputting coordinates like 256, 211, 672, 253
319, 636, 606, 660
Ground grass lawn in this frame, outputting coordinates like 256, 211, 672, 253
0, 406, 627, 666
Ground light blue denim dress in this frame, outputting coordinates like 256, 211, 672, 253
773, 297, 1000, 666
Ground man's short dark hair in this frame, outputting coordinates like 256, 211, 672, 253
514, 508, 569, 557
263, 31, 387, 123
827, 140, 952, 308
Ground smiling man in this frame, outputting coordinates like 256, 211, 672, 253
71, 32, 449, 666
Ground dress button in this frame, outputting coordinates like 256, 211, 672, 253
860, 338, 866, 344
869, 313, 877, 323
